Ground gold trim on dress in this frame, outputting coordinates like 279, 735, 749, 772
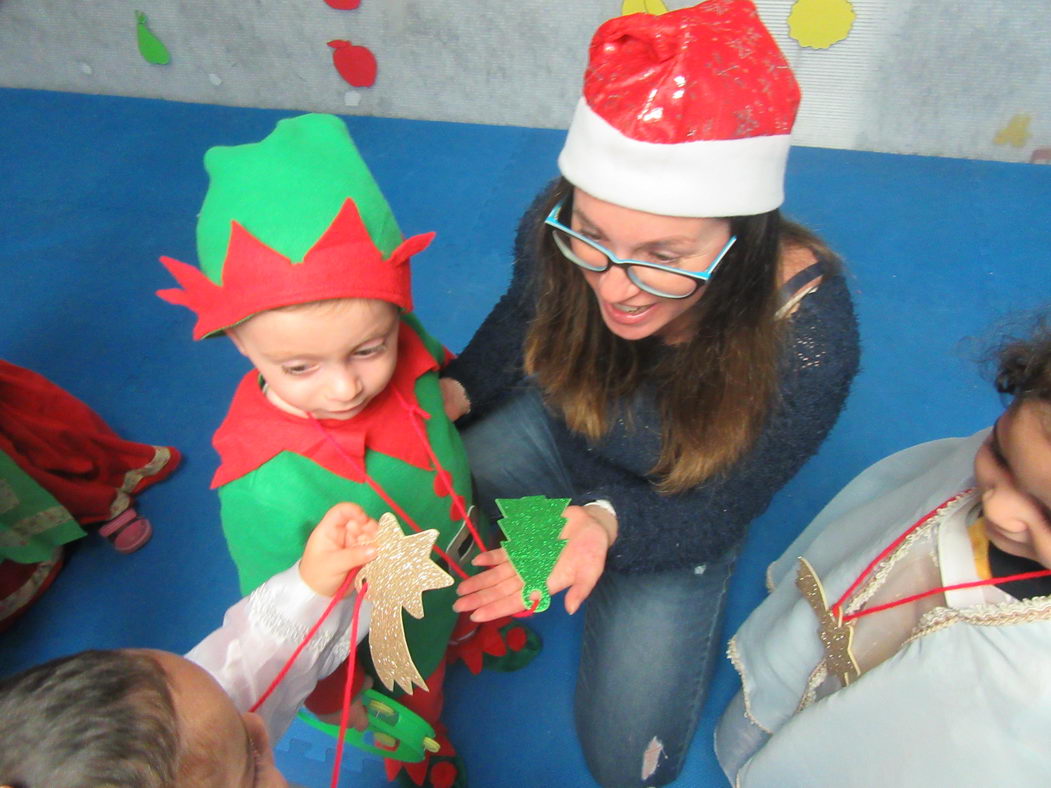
108, 445, 173, 518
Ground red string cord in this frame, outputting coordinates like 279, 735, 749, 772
310, 417, 472, 580
329, 580, 369, 788
830, 493, 967, 620
829, 489, 1051, 623
842, 567, 1051, 623
392, 387, 488, 553
249, 567, 361, 714
514, 594, 542, 618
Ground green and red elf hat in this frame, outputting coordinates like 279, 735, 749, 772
157, 113, 434, 339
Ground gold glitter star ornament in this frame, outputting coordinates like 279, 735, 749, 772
355, 513, 454, 694
795, 556, 860, 686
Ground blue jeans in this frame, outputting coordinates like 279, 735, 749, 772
462, 388, 737, 787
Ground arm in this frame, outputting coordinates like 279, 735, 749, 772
187, 503, 377, 742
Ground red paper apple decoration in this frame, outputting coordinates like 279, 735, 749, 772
328, 39, 377, 87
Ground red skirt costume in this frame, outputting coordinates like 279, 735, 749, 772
0, 360, 181, 628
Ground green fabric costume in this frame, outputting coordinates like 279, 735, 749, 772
0, 448, 81, 564
214, 312, 486, 682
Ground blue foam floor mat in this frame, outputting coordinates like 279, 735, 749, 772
2, 87, 1050, 786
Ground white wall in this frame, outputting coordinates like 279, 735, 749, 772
2, 0, 1049, 163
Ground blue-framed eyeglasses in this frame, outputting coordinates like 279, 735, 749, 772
544, 199, 737, 299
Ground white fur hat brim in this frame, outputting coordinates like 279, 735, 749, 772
558, 99, 791, 218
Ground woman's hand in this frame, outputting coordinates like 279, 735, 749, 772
453, 504, 616, 620
439, 377, 471, 421
299, 502, 378, 597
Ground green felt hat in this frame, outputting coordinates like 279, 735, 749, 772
195, 113, 404, 284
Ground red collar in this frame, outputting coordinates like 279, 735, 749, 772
211, 322, 439, 488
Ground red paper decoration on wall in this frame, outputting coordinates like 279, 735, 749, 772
328, 40, 377, 88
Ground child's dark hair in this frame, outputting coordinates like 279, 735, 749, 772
995, 322, 1051, 404
0, 650, 179, 788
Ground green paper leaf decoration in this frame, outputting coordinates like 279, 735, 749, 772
497, 496, 570, 613
136, 11, 171, 65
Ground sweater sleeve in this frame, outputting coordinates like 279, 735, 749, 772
186, 563, 371, 743
592, 274, 860, 573
441, 184, 553, 420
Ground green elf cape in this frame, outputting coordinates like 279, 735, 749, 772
156, 113, 488, 693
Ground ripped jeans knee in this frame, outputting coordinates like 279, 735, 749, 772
573, 548, 739, 787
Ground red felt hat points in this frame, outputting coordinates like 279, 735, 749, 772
158, 198, 433, 339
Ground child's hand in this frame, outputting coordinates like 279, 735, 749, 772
300, 502, 378, 597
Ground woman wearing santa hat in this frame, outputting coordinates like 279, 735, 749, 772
448, 2, 859, 784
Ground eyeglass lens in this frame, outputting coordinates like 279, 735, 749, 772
550, 227, 703, 298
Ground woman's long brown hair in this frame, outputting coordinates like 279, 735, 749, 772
524, 179, 832, 494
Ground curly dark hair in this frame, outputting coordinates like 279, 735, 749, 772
994, 322, 1051, 403
0, 650, 179, 788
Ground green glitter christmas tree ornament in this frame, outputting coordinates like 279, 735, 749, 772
496, 496, 570, 613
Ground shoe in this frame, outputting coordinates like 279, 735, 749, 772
98, 508, 152, 553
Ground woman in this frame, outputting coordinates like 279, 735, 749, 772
446, 3, 860, 786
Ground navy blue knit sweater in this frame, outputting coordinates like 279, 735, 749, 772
444, 189, 860, 574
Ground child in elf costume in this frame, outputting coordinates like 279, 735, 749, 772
716, 321, 1051, 786
158, 113, 534, 788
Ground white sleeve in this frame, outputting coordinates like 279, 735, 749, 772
185, 563, 373, 742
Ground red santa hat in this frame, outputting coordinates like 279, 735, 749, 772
558, 0, 800, 218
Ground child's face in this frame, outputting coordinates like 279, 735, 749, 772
144, 650, 288, 787
974, 400, 1051, 568
230, 299, 400, 421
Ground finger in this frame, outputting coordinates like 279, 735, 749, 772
456, 562, 518, 596
453, 582, 524, 615
339, 543, 378, 568
453, 575, 525, 614
344, 516, 378, 546
563, 576, 596, 615
470, 547, 509, 568
545, 555, 577, 597
324, 501, 369, 525
562, 552, 606, 614
469, 594, 531, 622
349, 701, 370, 732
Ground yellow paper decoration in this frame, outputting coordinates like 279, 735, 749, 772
995, 114, 1032, 148
787, 0, 856, 49
621, 0, 669, 16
